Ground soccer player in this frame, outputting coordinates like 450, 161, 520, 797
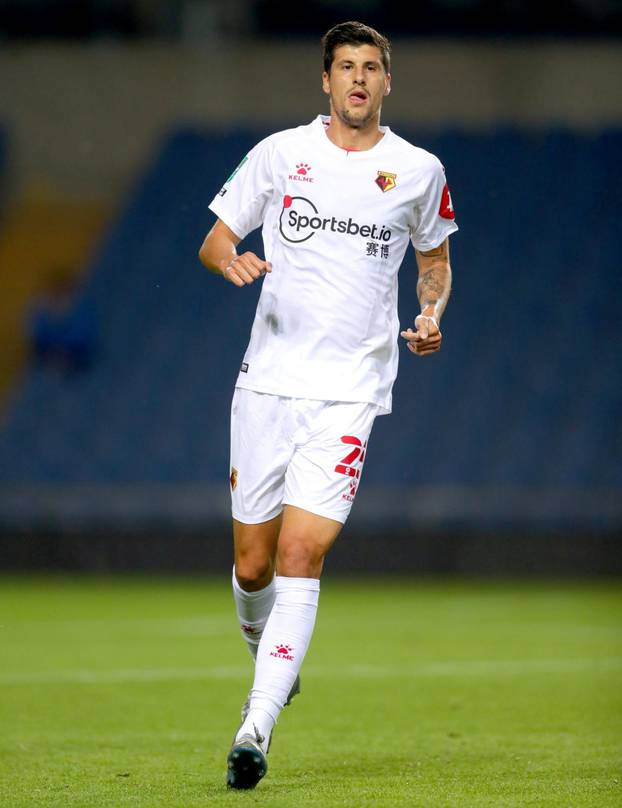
199, 20, 458, 789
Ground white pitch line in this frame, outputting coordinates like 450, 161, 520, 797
0, 657, 620, 685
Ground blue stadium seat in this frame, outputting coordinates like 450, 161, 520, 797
0, 126, 620, 498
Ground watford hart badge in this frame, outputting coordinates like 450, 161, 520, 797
375, 170, 397, 193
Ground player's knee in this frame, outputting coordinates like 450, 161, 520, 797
234, 557, 274, 591
277, 540, 325, 578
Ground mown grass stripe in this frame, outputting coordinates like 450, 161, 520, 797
1, 657, 620, 685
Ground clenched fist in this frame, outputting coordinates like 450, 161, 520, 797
400, 314, 442, 356
222, 252, 272, 287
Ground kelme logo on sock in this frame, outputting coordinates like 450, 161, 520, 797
271, 643, 294, 661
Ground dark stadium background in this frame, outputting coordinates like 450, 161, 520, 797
0, 0, 620, 574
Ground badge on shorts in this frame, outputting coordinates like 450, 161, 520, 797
230, 467, 238, 491
240, 362, 249, 373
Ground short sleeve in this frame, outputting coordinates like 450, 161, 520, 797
410, 158, 458, 252
208, 137, 274, 240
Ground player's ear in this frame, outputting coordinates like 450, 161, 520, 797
384, 73, 391, 96
322, 71, 330, 95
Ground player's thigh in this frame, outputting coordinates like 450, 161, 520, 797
276, 504, 342, 578
233, 513, 282, 590
230, 388, 294, 524
283, 400, 379, 525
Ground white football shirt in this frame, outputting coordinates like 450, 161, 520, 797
209, 114, 458, 414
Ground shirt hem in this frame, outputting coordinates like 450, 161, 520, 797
208, 201, 247, 241
412, 221, 459, 252
234, 378, 391, 415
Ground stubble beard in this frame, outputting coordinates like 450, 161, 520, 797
333, 100, 378, 130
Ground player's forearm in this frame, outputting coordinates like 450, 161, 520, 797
416, 239, 452, 322
417, 261, 452, 322
198, 228, 238, 275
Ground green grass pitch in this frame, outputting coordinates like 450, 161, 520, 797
0, 575, 620, 807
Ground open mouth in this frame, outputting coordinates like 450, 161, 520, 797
348, 90, 368, 105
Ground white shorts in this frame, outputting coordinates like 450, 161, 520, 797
229, 388, 379, 524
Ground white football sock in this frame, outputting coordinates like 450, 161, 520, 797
236, 576, 320, 751
231, 567, 276, 660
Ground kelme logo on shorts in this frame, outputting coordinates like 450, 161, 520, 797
279, 195, 391, 244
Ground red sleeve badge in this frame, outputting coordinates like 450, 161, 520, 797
439, 183, 455, 220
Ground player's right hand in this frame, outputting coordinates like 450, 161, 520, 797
222, 252, 272, 287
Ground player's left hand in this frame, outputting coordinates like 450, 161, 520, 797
400, 315, 442, 356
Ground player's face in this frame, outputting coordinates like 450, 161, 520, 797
322, 44, 391, 129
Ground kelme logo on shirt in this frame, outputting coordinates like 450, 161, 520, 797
279, 195, 391, 244
288, 163, 314, 183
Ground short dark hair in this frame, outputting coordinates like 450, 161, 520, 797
321, 21, 391, 75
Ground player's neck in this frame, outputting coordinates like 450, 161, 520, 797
324, 114, 384, 152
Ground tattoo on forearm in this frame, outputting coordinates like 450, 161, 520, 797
417, 263, 452, 316
418, 267, 446, 298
